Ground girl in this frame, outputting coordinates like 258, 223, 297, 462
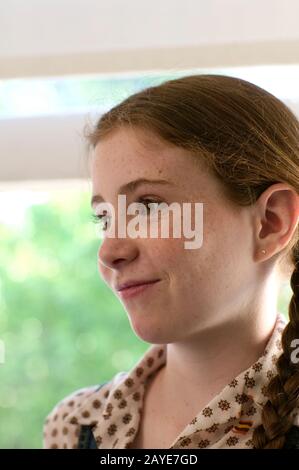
44, 74, 299, 449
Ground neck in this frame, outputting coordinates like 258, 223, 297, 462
158, 282, 279, 418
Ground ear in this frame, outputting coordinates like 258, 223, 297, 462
253, 183, 299, 262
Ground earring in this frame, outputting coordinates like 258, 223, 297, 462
261, 249, 266, 254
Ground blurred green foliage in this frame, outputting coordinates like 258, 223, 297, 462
0, 189, 148, 448
0, 189, 292, 448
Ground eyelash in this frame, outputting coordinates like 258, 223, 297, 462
91, 197, 160, 231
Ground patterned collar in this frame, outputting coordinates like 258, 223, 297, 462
65, 312, 297, 448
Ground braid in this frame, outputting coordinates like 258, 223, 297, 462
252, 243, 299, 448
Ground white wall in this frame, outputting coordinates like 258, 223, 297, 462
1, 0, 299, 78
0, 0, 298, 185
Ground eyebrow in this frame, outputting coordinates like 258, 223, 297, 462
91, 178, 174, 208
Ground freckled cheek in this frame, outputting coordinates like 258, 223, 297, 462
150, 238, 189, 272
204, 211, 231, 248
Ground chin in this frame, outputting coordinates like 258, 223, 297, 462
128, 315, 173, 345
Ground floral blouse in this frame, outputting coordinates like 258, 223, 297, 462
43, 312, 299, 449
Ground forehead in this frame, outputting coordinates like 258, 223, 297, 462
89, 126, 233, 213
91, 127, 207, 188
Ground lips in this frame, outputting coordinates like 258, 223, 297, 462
116, 279, 160, 291
117, 279, 161, 300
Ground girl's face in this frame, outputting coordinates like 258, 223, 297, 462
90, 127, 256, 344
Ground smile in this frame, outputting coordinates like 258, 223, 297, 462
118, 280, 161, 299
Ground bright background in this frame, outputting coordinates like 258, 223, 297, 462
0, 187, 293, 448
0, 0, 298, 448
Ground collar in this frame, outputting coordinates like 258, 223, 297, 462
66, 312, 289, 448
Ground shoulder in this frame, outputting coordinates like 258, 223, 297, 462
43, 373, 127, 449
283, 409, 299, 449
284, 425, 299, 449
43, 385, 99, 448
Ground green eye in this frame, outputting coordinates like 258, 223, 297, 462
91, 198, 161, 232
91, 212, 110, 231
137, 198, 160, 213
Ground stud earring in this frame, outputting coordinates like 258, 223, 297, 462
261, 249, 266, 254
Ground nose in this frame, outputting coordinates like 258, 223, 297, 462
97, 235, 139, 270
